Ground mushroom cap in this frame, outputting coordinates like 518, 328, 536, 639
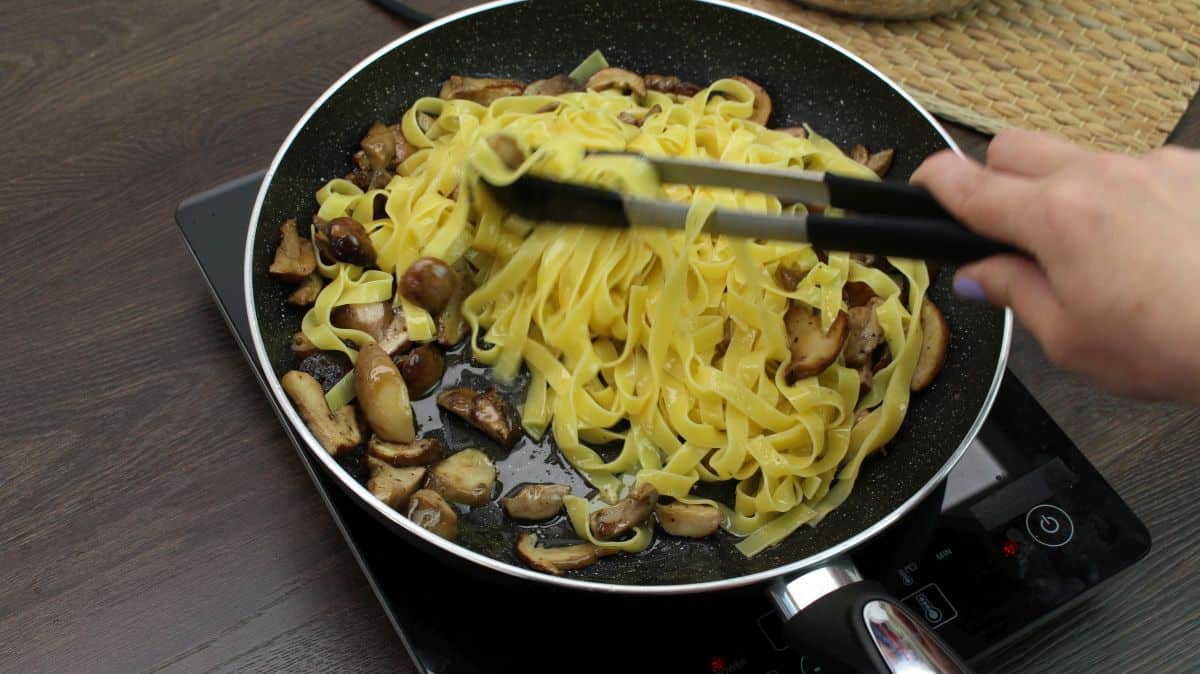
911, 298, 949, 392
784, 306, 849, 383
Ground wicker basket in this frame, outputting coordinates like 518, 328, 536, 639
792, 0, 975, 19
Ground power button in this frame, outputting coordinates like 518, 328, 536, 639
1025, 504, 1074, 547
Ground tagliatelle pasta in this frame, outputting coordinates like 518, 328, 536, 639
300, 75, 930, 557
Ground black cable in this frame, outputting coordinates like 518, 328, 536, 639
369, 0, 436, 25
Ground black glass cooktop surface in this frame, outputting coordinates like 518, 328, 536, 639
177, 173, 1150, 673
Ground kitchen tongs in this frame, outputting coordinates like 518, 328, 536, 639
483, 154, 1019, 263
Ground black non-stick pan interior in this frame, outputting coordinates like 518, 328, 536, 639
250, 0, 1007, 587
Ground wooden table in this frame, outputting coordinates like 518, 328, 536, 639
3, 1, 1197, 672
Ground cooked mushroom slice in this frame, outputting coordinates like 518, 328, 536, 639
437, 262, 474, 347
523, 74, 583, 96
406, 489, 459, 540
324, 217, 376, 267
332, 301, 390, 338
779, 126, 808, 138
436, 386, 475, 418
784, 306, 849, 384
436, 387, 522, 448
644, 74, 702, 97
844, 298, 885, 369
425, 448, 496, 506
589, 483, 657, 541
291, 331, 319, 358
400, 257, 459, 314
287, 273, 323, 307
866, 148, 895, 178
776, 265, 804, 292
331, 301, 408, 355
298, 350, 352, 391
268, 218, 317, 283
856, 363, 874, 396
850, 143, 870, 165
395, 344, 445, 398
842, 281, 877, 308
389, 123, 418, 169
360, 121, 395, 170
501, 484, 571, 521
366, 456, 426, 509
731, 76, 771, 125
281, 370, 360, 455
354, 342, 416, 443
911, 298, 949, 392
474, 389, 521, 448
438, 75, 525, 105
618, 103, 662, 127
585, 68, 646, 98
368, 436, 445, 467
515, 532, 614, 575
345, 152, 393, 191
485, 134, 526, 170
655, 502, 723, 538
416, 111, 438, 134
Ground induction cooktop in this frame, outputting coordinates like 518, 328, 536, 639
177, 173, 1150, 673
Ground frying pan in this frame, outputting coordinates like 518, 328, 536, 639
245, 1, 1011, 670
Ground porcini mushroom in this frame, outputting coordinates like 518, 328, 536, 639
911, 298, 948, 392
436, 262, 474, 347
268, 219, 317, 283
332, 301, 390, 339
425, 448, 497, 506
585, 68, 646, 98
515, 532, 613, 575
368, 436, 445, 467
324, 217, 376, 267
400, 257, 459, 314
501, 484, 571, 521
360, 121, 395, 171
655, 501, 723, 538
588, 483, 657, 541
866, 148, 895, 178
731, 76, 771, 125
287, 273, 323, 307
281, 370, 360, 456
438, 75, 525, 106
783, 306, 849, 383
366, 456, 425, 509
437, 387, 522, 449
844, 298, 885, 369
331, 302, 408, 356
406, 489, 459, 540
394, 344, 445, 398
645, 74, 702, 97
354, 342, 416, 443
523, 74, 583, 96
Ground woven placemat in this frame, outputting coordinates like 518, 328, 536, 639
734, 0, 1200, 153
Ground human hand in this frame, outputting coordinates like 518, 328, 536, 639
912, 129, 1200, 406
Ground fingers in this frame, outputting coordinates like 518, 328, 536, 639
985, 129, 1089, 178
954, 255, 1064, 349
911, 152, 1044, 249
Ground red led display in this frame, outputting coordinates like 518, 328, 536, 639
710, 655, 725, 672
1002, 539, 1019, 557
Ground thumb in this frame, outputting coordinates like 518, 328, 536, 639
954, 255, 1064, 347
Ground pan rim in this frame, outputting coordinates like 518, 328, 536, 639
244, 0, 1013, 595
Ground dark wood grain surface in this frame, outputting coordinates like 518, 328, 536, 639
2, 2, 1197, 672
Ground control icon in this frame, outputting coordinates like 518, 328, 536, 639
901, 583, 958, 629
1025, 503, 1074, 547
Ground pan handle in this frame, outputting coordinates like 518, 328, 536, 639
769, 558, 971, 673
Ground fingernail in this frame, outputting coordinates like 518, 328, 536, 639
953, 276, 987, 302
